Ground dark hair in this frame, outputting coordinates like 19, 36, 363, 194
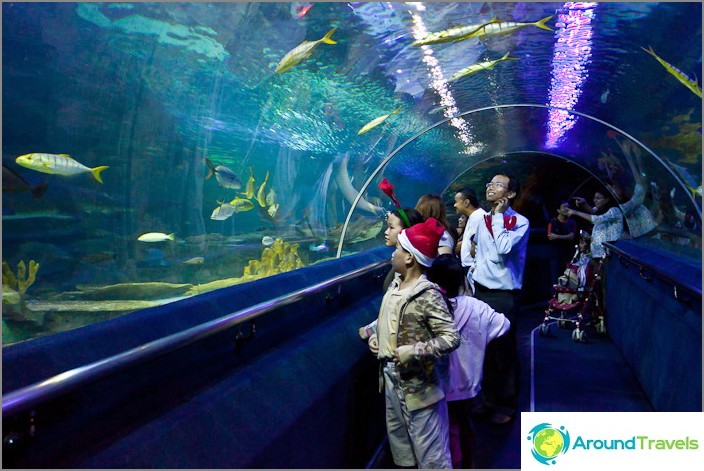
427, 254, 464, 299
392, 207, 423, 228
497, 173, 520, 200
458, 187, 479, 208
559, 201, 570, 209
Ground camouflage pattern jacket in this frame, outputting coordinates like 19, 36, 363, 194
378, 274, 460, 411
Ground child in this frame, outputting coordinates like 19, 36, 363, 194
368, 217, 460, 468
427, 254, 511, 469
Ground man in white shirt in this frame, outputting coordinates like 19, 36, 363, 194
471, 173, 530, 425
453, 187, 486, 293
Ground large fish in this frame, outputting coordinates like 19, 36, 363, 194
241, 167, 255, 199
256, 171, 269, 207
357, 107, 402, 135
205, 158, 242, 189
412, 18, 500, 46
138, 232, 175, 243
228, 197, 255, 213
642, 46, 702, 98
210, 202, 237, 220
15, 153, 108, 183
448, 52, 518, 82
275, 27, 337, 74
2, 165, 48, 199
468, 15, 553, 40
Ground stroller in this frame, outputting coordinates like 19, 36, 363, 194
539, 230, 606, 342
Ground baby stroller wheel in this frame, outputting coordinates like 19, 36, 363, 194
572, 328, 587, 343
539, 323, 551, 337
558, 315, 567, 329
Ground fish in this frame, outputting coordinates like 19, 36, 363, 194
182, 256, 204, 265
15, 153, 109, 183
641, 46, 702, 98
228, 197, 255, 213
428, 105, 450, 115
411, 18, 500, 46
137, 232, 175, 242
468, 15, 553, 40
241, 167, 255, 199
2, 165, 48, 199
265, 188, 277, 206
290, 2, 313, 19
267, 203, 280, 218
448, 52, 518, 82
309, 242, 329, 252
357, 107, 402, 135
600, 89, 610, 103
275, 27, 337, 74
210, 202, 237, 220
205, 158, 242, 189
256, 171, 269, 207
262, 235, 275, 246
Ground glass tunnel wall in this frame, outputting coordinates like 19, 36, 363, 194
2, 2, 701, 345
339, 105, 703, 256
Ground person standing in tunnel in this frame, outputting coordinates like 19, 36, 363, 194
471, 173, 530, 425
415, 193, 457, 256
453, 187, 487, 295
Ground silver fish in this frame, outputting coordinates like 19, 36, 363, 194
205, 158, 242, 190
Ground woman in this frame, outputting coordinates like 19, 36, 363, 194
569, 191, 622, 259
415, 194, 456, 255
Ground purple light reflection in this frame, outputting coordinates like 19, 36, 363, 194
545, 2, 597, 149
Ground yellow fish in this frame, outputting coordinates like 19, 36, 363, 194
358, 107, 402, 135
468, 15, 553, 40
412, 18, 500, 46
276, 27, 337, 73
228, 197, 255, 213
256, 171, 270, 207
266, 188, 277, 206
15, 153, 108, 183
137, 232, 175, 243
448, 52, 517, 82
267, 203, 280, 218
241, 167, 255, 199
642, 46, 702, 98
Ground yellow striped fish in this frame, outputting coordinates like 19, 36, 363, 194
468, 15, 553, 40
412, 18, 500, 46
276, 27, 337, 73
15, 153, 108, 183
642, 46, 702, 98
448, 52, 518, 82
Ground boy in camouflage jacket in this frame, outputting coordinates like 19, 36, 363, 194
366, 217, 460, 468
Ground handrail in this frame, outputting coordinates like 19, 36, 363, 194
2, 259, 390, 418
604, 242, 702, 297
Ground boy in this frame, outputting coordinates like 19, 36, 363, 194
366, 217, 460, 468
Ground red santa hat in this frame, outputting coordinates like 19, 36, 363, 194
398, 217, 444, 267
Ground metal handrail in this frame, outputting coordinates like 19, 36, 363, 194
604, 242, 702, 297
2, 259, 390, 418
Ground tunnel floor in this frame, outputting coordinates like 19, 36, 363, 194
370, 302, 654, 469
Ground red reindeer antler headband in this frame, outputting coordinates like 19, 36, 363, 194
378, 178, 411, 227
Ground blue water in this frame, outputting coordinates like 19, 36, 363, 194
2, 2, 701, 344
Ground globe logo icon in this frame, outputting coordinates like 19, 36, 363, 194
527, 423, 570, 465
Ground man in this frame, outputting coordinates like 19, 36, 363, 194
472, 173, 530, 425
453, 187, 486, 292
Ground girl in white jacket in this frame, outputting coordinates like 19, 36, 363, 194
427, 254, 511, 469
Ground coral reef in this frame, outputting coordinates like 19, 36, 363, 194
2, 259, 39, 296
243, 238, 304, 277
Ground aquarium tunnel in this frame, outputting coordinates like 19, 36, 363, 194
2, 2, 702, 469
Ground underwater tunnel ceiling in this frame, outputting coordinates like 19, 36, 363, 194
2, 2, 701, 343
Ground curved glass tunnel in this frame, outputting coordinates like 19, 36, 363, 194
2, 4, 701, 339
1, 2, 701, 469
